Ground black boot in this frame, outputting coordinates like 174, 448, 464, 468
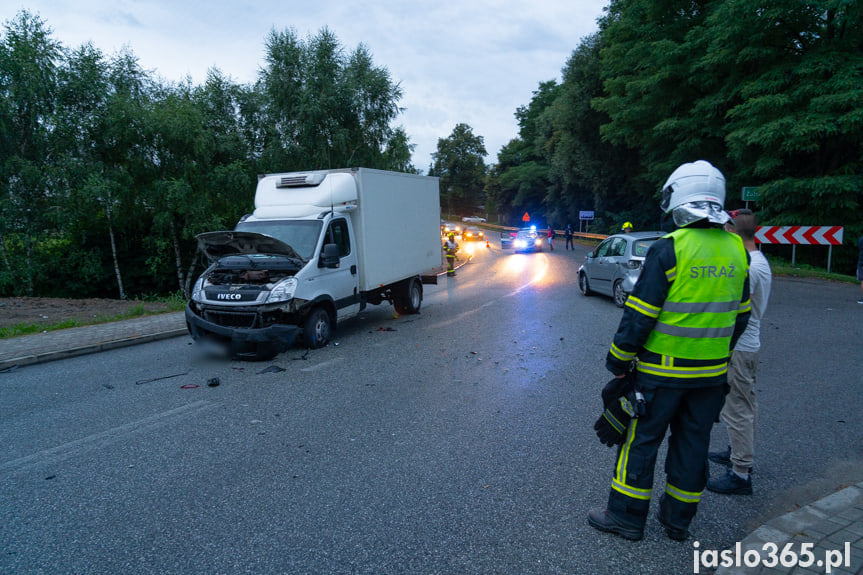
587, 508, 643, 541
656, 494, 691, 541
656, 510, 688, 541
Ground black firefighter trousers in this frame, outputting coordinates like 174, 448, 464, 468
605, 383, 726, 532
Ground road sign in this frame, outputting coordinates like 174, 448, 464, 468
742, 187, 761, 202
522, 212, 530, 222
579, 211, 594, 220
754, 226, 843, 245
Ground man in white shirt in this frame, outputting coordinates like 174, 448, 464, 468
707, 209, 772, 495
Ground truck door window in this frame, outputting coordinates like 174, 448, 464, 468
327, 219, 351, 258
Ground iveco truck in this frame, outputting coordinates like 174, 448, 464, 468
185, 168, 441, 359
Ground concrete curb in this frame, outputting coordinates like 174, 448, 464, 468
0, 328, 188, 372
715, 481, 863, 574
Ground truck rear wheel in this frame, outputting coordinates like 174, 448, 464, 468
394, 278, 422, 315
303, 307, 332, 349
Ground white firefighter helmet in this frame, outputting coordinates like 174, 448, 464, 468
660, 160, 729, 226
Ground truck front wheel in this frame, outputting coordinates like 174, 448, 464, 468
303, 307, 332, 349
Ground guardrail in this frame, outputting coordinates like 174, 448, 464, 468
478, 223, 608, 241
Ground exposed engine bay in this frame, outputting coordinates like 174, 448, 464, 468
204, 254, 300, 287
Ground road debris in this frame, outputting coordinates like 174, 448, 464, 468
135, 372, 189, 385
257, 366, 286, 374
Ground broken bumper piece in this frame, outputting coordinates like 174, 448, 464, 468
185, 304, 300, 360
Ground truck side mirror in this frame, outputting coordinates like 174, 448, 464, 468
319, 243, 340, 268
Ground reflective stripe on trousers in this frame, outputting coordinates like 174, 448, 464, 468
606, 383, 726, 530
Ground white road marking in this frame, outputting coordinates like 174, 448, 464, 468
299, 358, 345, 372
0, 400, 218, 475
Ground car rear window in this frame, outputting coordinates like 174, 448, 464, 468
633, 239, 658, 257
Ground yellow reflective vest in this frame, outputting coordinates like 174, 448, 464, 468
640, 228, 749, 375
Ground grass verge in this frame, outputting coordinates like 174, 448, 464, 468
767, 256, 856, 283
0, 294, 186, 339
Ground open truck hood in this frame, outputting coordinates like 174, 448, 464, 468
196, 231, 305, 262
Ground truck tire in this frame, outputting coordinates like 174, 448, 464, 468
404, 278, 423, 313
394, 278, 422, 315
303, 307, 332, 349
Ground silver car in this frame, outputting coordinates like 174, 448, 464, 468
577, 231, 665, 307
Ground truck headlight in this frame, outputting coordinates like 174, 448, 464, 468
266, 277, 298, 303
191, 277, 205, 302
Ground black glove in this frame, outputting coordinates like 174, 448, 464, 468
601, 372, 634, 408
594, 394, 637, 446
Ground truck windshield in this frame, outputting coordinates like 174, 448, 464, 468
235, 220, 323, 261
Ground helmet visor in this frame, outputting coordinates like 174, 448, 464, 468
672, 201, 731, 227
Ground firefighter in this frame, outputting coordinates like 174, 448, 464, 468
444, 233, 458, 277
588, 160, 751, 541
621, 221, 634, 233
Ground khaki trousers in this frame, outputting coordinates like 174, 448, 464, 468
720, 350, 759, 474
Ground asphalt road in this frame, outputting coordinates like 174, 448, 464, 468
2, 238, 862, 574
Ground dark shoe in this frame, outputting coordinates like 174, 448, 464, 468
707, 469, 753, 495
587, 508, 643, 541
708, 446, 754, 473
656, 511, 688, 541
708, 446, 731, 467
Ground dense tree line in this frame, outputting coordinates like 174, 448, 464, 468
3, 1, 862, 300
481, 0, 861, 271
0, 12, 414, 298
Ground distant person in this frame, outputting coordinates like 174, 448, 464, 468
588, 160, 750, 541
565, 225, 574, 250
858, 235, 863, 304
547, 225, 555, 251
621, 221, 633, 233
707, 209, 772, 496
444, 233, 458, 277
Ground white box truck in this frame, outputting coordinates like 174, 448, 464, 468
185, 168, 441, 359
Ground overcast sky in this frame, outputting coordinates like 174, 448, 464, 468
6, 0, 608, 171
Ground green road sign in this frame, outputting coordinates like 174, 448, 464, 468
742, 186, 760, 202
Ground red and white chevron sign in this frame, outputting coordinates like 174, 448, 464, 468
755, 226, 844, 245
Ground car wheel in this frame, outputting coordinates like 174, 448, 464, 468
303, 307, 332, 349
613, 280, 628, 308
579, 272, 592, 296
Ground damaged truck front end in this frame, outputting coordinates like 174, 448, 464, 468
185, 230, 310, 360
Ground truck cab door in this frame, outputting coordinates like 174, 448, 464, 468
318, 217, 361, 320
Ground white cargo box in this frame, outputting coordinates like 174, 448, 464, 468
349, 168, 441, 291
